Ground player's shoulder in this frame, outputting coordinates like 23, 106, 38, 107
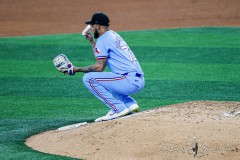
105, 30, 116, 36
99, 30, 116, 42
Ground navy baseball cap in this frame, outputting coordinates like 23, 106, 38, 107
85, 13, 110, 26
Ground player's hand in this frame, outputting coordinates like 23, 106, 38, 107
85, 33, 94, 43
53, 54, 75, 76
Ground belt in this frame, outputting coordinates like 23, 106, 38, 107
123, 72, 143, 78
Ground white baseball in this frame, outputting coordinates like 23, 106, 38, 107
82, 25, 91, 35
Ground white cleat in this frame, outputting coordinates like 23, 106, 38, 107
95, 108, 130, 122
117, 108, 130, 117
128, 104, 139, 113
95, 110, 116, 122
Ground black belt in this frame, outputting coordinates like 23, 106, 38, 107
123, 72, 142, 78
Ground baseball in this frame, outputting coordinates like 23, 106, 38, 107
82, 25, 91, 35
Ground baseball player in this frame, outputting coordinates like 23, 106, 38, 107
73, 13, 145, 122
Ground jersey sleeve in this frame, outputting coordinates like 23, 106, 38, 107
95, 40, 108, 59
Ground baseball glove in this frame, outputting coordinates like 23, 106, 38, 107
53, 54, 74, 75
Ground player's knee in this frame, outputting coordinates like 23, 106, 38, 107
83, 73, 95, 85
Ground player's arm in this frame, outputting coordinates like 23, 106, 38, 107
78, 32, 106, 73
84, 32, 97, 57
73, 58, 107, 73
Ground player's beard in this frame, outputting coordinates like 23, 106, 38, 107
94, 29, 99, 39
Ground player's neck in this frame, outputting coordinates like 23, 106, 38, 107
99, 26, 109, 37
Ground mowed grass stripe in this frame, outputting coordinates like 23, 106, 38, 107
143, 63, 240, 82
1, 45, 240, 64
0, 43, 85, 61
1, 77, 239, 101
1, 60, 239, 82
0, 96, 103, 120
132, 47, 240, 64
0, 77, 88, 97
0, 96, 182, 119
142, 80, 240, 101
0, 60, 92, 78
121, 27, 240, 48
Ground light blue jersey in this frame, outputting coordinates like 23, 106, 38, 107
95, 30, 143, 75
83, 30, 145, 114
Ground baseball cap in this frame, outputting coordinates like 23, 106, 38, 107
85, 13, 110, 26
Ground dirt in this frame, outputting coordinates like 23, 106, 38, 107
0, 0, 240, 37
26, 101, 240, 160
1, 0, 239, 159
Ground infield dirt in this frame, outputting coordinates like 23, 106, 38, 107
26, 101, 240, 160
1, 0, 240, 159
0, 0, 240, 36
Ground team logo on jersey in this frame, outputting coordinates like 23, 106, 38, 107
95, 48, 101, 54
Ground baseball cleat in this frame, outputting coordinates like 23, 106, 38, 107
95, 110, 115, 122
95, 108, 130, 122
117, 108, 131, 117
128, 104, 139, 113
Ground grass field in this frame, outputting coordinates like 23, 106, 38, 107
0, 27, 240, 159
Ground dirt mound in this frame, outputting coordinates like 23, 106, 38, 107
26, 101, 240, 160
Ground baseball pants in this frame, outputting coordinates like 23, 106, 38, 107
83, 72, 145, 113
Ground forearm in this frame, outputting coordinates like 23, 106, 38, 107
75, 33, 105, 73
73, 58, 106, 73
73, 42, 97, 73
90, 41, 96, 57
73, 64, 98, 73
84, 32, 97, 58
85, 32, 96, 53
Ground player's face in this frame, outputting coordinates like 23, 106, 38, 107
94, 28, 99, 39
91, 24, 100, 39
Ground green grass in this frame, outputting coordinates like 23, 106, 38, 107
0, 27, 240, 159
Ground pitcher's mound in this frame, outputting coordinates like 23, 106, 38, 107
25, 101, 240, 160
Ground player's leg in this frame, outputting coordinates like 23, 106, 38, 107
111, 74, 144, 113
83, 72, 144, 121
114, 94, 139, 113
83, 72, 127, 112
83, 72, 131, 121
93, 72, 144, 113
